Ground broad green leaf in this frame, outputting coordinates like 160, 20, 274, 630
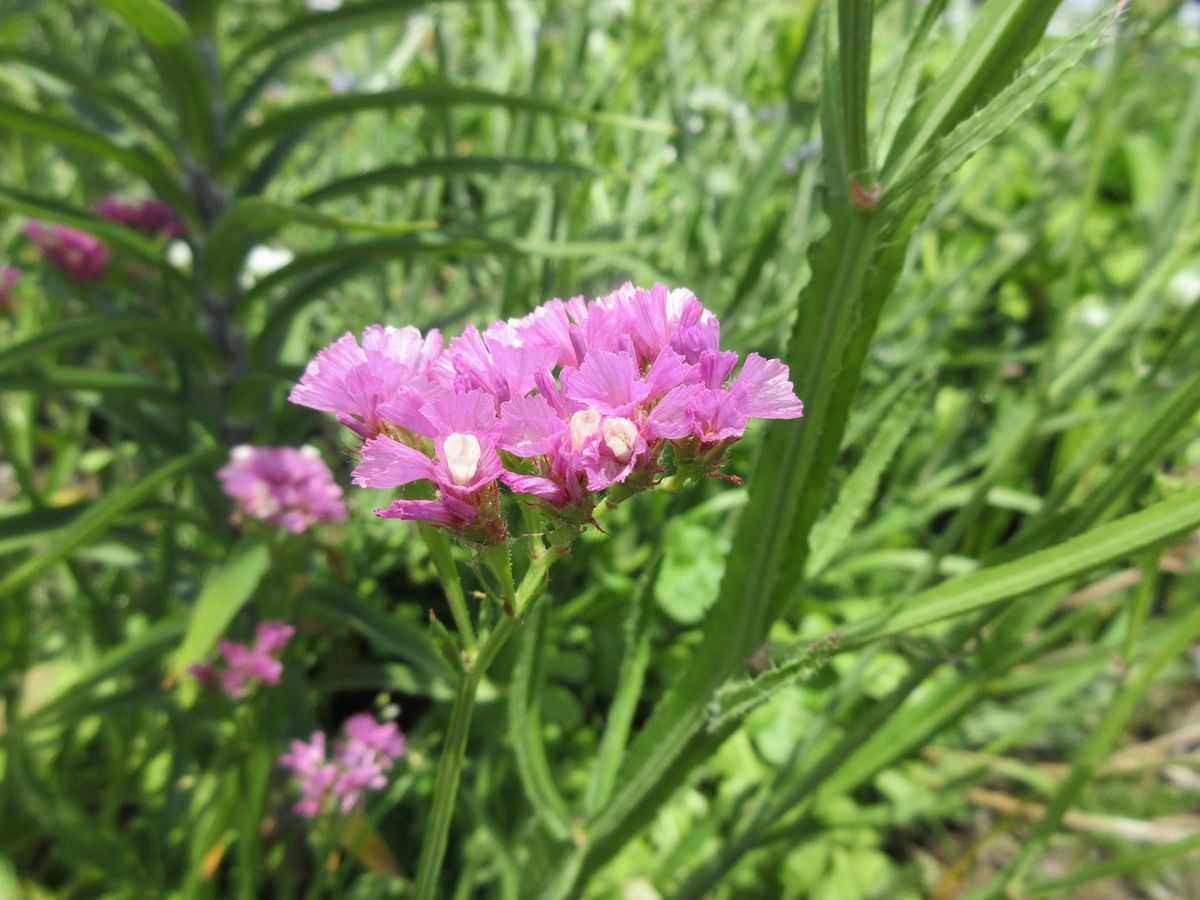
205, 198, 436, 293
221, 86, 673, 172
0, 448, 216, 599
836, 486, 1200, 648
172, 539, 272, 702
301, 157, 596, 205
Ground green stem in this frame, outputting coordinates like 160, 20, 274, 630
421, 525, 477, 655
412, 543, 563, 899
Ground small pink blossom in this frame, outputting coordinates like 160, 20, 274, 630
24, 222, 112, 283
288, 325, 447, 438
280, 714, 406, 818
96, 196, 184, 239
218, 445, 347, 533
189, 620, 295, 699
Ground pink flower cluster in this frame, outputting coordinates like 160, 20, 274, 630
218, 445, 348, 534
23, 199, 181, 285
279, 714, 407, 818
96, 196, 185, 239
188, 621, 295, 698
289, 283, 803, 543
24, 222, 113, 284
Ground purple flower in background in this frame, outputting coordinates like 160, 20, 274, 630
188, 620, 295, 699
24, 222, 112, 284
96, 196, 184, 239
280, 713, 406, 818
0, 266, 19, 307
218, 445, 347, 533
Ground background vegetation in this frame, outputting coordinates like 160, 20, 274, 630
2, 0, 1199, 897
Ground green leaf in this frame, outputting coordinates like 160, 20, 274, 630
836, 487, 1200, 649
222, 86, 673, 173
96, 0, 216, 159
508, 604, 572, 840
238, 232, 640, 308
882, 14, 1110, 215
19, 615, 186, 727
584, 555, 661, 817
807, 381, 925, 578
706, 635, 836, 733
881, 0, 1065, 182
172, 539, 272, 702
0, 106, 190, 214
0, 447, 216, 599
0, 316, 218, 374
301, 586, 454, 684
0, 47, 173, 145
205, 198, 437, 293
301, 157, 596, 205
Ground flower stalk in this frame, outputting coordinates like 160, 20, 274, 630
412, 543, 563, 899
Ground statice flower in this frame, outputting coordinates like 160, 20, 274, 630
24, 222, 112, 284
96, 196, 185, 239
290, 283, 803, 542
218, 445, 348, 533
0, 266, 19, 308
289, 325, 448, 439
188, 620, 295, 698
279, 713, 407, 818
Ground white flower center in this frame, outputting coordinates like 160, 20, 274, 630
602, 417, 639, 463
568, 409, 601, 451
443, 432, 482, 486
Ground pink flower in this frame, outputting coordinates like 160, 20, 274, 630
289, 283, 803, 538
24, 222, 112, 284
289, 325, 446, 438
0, 266, 19, 307
190, 620, 295, 699
354, 390, 506, 539
218, 445, 347, 533
96, 196, 184, 239
280, 714, 406, 818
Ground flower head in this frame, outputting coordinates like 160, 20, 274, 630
96, 196, 184, 239
290, 283, 802, 543
218, 445, 347, 533
289, 325, 446, 439
280, 713, 406, 818
24, 222, 112, 284
189, 620, 295, 699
